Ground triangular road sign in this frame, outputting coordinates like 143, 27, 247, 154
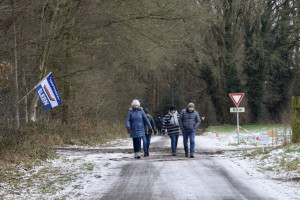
200, 116, 206, 122
229, 93, 245, 106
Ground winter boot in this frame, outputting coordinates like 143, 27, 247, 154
137, 152, 141, 159
185, 153, 189, 157
172, 152, 176, 156
190, 154, 194, 158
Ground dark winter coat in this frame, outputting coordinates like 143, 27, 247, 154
144, 115, 156, 135
179, 108, 201, 130
162, 113, 180, 136
156, 118, 162, 128
126, 107, 152, 138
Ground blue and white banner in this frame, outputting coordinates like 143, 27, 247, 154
36, 72, 62, 110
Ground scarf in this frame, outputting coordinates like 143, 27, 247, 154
169, 111, 179, 126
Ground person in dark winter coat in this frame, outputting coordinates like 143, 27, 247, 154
179, 103, 201, 158
142, 108, 156, 157
156, 117, 162, 134
162, 106, 181, 156
126, 100, 152, 159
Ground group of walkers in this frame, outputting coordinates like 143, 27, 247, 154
126, 99, 201, 159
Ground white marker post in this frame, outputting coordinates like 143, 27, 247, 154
229, 93, 245, 144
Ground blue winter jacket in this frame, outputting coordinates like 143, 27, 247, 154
126, 107, 152, 138
179, 108, 201, 130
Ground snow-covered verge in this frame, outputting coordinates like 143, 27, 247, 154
200, 130, 299, 178
0, 138, 134, 200
196, 132, 300, 199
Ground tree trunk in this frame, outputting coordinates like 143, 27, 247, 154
22, 69, 28, 123
30, 95, 39, 122
29, 1, 60, 122
291, 96, 300, 143
12, 1, 20, 128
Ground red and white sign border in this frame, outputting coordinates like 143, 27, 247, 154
229, 93, 245, 107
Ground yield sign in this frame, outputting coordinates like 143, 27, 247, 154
229, 93, 245, 106
200, 116, 206, 122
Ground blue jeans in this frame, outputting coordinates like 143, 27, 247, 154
132, 137, 141, 153
183, 129, 195, 155
169, 135, 179, 152
142, 134, 151, 153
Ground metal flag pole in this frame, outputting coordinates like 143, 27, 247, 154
18, 72, 52, 103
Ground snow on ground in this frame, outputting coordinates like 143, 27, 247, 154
0, 139, 133, 200
0, 133, 299, 199
194, 132, 300, 200
0, 137, 163, 200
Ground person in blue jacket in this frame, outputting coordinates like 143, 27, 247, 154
126, 99, 153, 159
179, 103, 201, 158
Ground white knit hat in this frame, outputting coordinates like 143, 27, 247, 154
188, 103, 195, 108
131, 99, 140, 107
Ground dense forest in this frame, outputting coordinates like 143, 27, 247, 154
1, 0, 299, 131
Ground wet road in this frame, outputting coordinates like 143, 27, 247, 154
100, 136, 274, 200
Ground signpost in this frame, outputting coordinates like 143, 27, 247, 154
255, 135, 270, 142
255, 135, 270, 153
229, 93, 245, 144
230, 107, 245, 113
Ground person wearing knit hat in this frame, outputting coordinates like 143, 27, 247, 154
162, 105, 181, 156
142, 108, 156, 157
179, 102, 201, 158
131, 99, 140, 107
126, 100, 153, 159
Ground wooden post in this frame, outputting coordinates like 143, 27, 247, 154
291, 97, 300, 143
13, 5, 20, 129
255, 142, 258, 155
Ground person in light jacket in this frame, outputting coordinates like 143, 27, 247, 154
162, 106, 180, 156
179, 103, 201, 158
142, 108, 156, 157
126, 100, 152, 159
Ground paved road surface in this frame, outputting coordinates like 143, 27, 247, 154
100, 136, 274, 200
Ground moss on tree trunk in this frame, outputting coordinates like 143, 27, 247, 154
291, 97, 300, 143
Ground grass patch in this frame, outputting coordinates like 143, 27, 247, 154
284, 144, 300, 153
261, 155, 271, 160
206, 124, 290, 134
286, 158, 300, 171
103, 162, 110, 167
83, 163, 94, 171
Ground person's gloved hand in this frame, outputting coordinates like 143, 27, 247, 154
127, 127, 130, 133
154, 130, 157, 134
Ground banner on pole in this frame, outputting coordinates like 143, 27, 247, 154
36, 72, 62, 110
